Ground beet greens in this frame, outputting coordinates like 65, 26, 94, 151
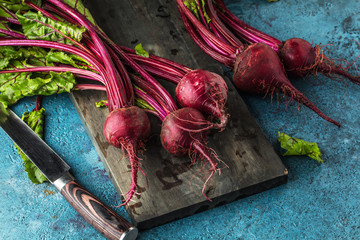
0, 0, 151, 206
15, 96, 47, 184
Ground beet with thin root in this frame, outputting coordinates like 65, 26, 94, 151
279, 38, 360, 84
104, 106, 151, 206
176, 69, 229, 128
160, 107, 222, 200
233, 42, 341, 127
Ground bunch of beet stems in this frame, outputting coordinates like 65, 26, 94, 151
47, 0, 229, 197
213, 0, 360, 82
176, 0, 341, 127
97, 41, 228, 200
0, 0, 226, 203
43, 1, 229, 129
45, 1, 227, 200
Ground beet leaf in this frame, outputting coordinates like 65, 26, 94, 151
0, 0, 41, 12
15, 107, 48, 184
16, 10, 86, 44
0, 70, 75, 108
46, 50, 91, 69
135, 43, 149, 58
62, 0, 96, 25
278, 132, 323, 163
0, 45, 77, 108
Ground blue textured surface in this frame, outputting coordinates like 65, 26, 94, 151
1, 0, 360, 239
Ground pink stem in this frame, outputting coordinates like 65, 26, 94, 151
25, 1, 60, 21
75, 83, 106, 91
0, 66, 104, 83
35, 95, 42, 111
205, 0, 244, 49
0, 29, 26, 39
214, 0, 282, 50
178, 8, 235, 67
120, 46, 192, 74
176, 0, 236, 56
47, 0, 130, 110
134, 88, 167, 121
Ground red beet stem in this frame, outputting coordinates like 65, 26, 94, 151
125, 53, 185, 84
35, 95, 42, 111
213, 0, 282, 49
176, 0, 237, 67
180, 12, 235, 67
120, 46, 192, 74
205, 0, 244, 49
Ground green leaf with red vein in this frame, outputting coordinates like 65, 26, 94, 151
0, 46, 76, 108
0, 0, 41, 13
16, 10, 86, 44
15, 107, 48, 184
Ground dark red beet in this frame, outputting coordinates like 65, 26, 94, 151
233, 42, 340, 127
104, 106, 151, 206
278, 38, 316, 78
160, 107, 221, 200
175, 69, 229, 128
279, 38, 360, 84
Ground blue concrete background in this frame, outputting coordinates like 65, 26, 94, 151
1, 0, 360, 239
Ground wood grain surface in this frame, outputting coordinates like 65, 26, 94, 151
61, 180, 136, 240
69, 0, 288, 230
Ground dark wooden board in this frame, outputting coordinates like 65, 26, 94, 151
69, 0, 288, 230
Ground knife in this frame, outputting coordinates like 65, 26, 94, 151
0, 108, 138, 240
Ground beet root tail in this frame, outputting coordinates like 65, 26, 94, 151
317, 61, 360, 86
192, 141, 222, 201
280, 84, 341, 127
116, 142, 143, 207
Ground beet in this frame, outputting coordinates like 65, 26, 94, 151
160, 107, 221, 200
104, 106, 151, 206
279, 38, 360, 84
176, 69, 229, 128
278, 38, 316, 78
233, 42, 340, 127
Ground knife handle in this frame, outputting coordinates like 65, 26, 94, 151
54, 174, 138, 240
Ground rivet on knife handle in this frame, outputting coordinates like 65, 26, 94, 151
56, 173, 138, 240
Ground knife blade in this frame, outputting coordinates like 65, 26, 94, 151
0, 108, 138, 240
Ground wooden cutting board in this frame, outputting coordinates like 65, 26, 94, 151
69, 0, 288, 230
